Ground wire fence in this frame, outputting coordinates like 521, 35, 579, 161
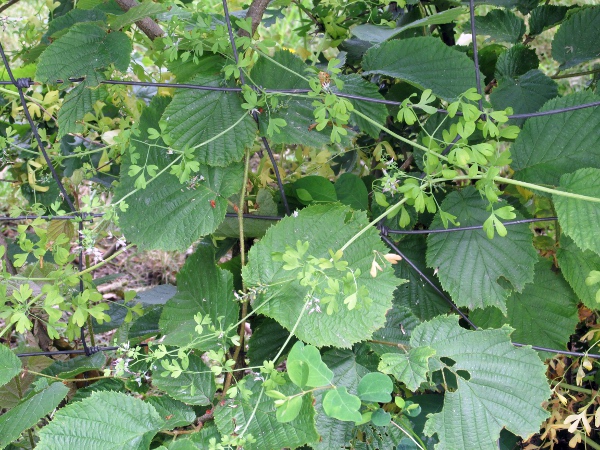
1, 0, 598, 362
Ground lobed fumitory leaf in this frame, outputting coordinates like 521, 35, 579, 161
409, 316, 550, 449
243, 204, 404, 347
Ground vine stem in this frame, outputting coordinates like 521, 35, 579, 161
390, 420, 426, 450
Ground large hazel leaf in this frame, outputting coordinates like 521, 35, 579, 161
214, 376, 319, 450
0, 382, 69, 448
553, 168, 600, 256
470, 258, 579, 359
528, 5, 569, 36
552, 6, 600, 69
159, 245, 239, 351
362, 37, 481, 102
471, 9, 525, 43
243, 205, 402, 347
0, 345, 21, 387
37, 391, 164, 450
57, 80, 106, 138
426, 187, 537, 313
369, 304, 420, 356
511, 92, 600, 186
414, 316, 550, 449
557, 236, 600, 309
494, 44, 539, 81
36, 23, 131, 86
160, 72, 256, 167
379, 346, 436, 391
115, 96, 244, 250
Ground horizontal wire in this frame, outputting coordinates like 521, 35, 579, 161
0, 213, 104, 222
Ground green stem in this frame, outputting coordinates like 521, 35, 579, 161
273, 296, 311, 363
551, 379, 595, 395
254, 49, 311, 83
493, 176, 600, 203
580, 431, 600, 450
390, 420, 426, 450
191, 112, 249, 150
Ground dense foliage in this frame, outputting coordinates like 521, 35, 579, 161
1, 0, 600, 448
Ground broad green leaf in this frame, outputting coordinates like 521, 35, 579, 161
70, 378, 125, 403
276, 396, 304, 423
216, 188, 279, 238
363, 37, 482, 102
335, 74, 388, 138
511, 92, 600, 187
160, 74, 256, 167
243, 205, 402, 347
41, 351, 105, 379
494, 44, 539, 81
293, 176, 337, 205
146, 396, 196, 428
490, 70, 558, 126
37, 391, 163, 449
351, 8, 466, 43
370, 304, 420, 356
287, 342, 334, 388
528, 5, 570, 36
471, 258, 579, 359
322, 387, 362, 422
471, 9, 525, 43
426, 187, 537, 313
0, 382, 69, 448
553, 168, 600, 256
43, 9, 107, 40
392, 235, 451, 321
357, 372, 393, 403
557, 236, 600, 309
371, 408, 391, 426
36, 23, 131, 86
379, 346, 436, 391
115, 96, 244, 250
0, 353, 53, 410
415, 316, 550, 449
57, 79, 106, 138
214, 376, 318, 450
109, 2, 165, 30
247, 317, 297, 366
0, 345, 21, 387
334, 173, 369, 211
552, 6, 600, 69
159, 245, 239, 351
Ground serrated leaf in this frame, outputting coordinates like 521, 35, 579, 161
58, 81, 106, 138
512, 92, 600, 186
41, 351, 105, 379
322, 387, 362, 422
214, 376, 318, 450
109, 2, 165, 30
0, 353, 53, 410
363, 37, 482, 102
415, 316, 550, 449
471, 258, 579, 359
43, 9, 107, 41
287, 342, 334, 388
357, 372, 393, 403
247, 318, 297, 366
37, 391, 163, 449
334, 173, 369, 211
70, 378, 125, 403
146, 396, 196, 428
0, 382, 69, 448
370, 304, 420, 357
528, 5, 570, 36
553, 168, 600, 257
36, 23, 131, 86
0, 345, 21, 388
243, 205, 402, 347
159, 245, 239, 351
160, 75, 256, 167
115, 96, 244, 250
379, 346, 436, 391
552, 6, 600, 69
471, 9, 525, 43
557, 236, 600, 309
494, 44, 539, 81
426, 187, 537, 313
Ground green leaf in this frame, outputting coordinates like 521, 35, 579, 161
70, 378, 125, 403
471, 9, 525, 43
552, 6, 600, 69
58, 80, 106, 138
0, 345, 21, 388
494, 44, 539, 81
379, 346, 436, 391
214, 377, 318, 450
159, 245, 239, 351
243, 205, 402, 347
276, 396, 304, 423
322, 387, 362, 422
109, 2, 165, 30
490, 70, 558, 126
293, 176, 337, 205
471, 258, 579, 359
426, 187, 537, 313
41, 351, 105, 379
146, 396, 196, 429
415, 316, 550, 449
371, 408, 392, 427
511, 92, 600, 187
115, 96, 244, 250
216, 188, 279, 238
0, 353, 53, 410
247, 318, 297, 366
557, 236, 600, 309
363, 37, 482, 102
36, 23, 131, 86
357, 372, 393, 403
287, 342, 334, 388
0, 382, 69, 448
37, 391, 163, 449
43, 9, 107, 41
334, 173, 369, 211
528, 5, 570, 36
553, 168, 600, 257
370, 304, 420, 356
